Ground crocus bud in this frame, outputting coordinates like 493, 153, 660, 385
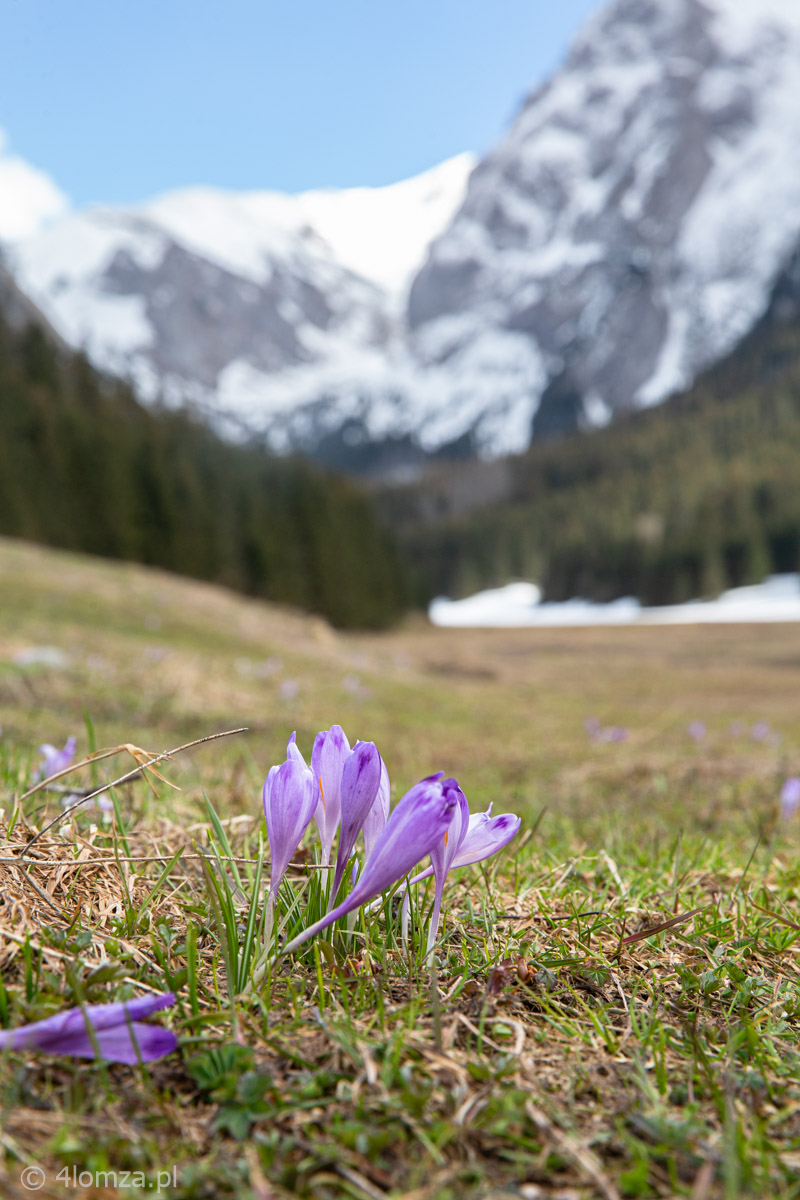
362, 758, 390, 860
329, 741, 382, 906
311, 725, 350, 866
263, 734, 319, 901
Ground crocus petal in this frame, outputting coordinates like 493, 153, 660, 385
0, 993, 176, 1056
409, 809, 521, 886
311, 725, 350, 865
362, 758, 390, 860
281, 775, 459, 957
426, 784, 470, 954
286, 731, 306, 769
263, 756, 318, 895
35, 735, 78, 781
330, 742, 382, 903
42, 1023, 178, 1064
429, 782, 469, 881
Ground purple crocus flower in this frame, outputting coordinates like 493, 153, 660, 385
34, 736, 77, 782
688, 721, 707, 743
0, 993, 176, 1064
409, 805, 522, 887
329, 740, 382, 907
61, 790, 113, 815
781, 777, 800, 821
752, 721, 771, 742
362, 758, 390, 859
263, 733, 319, 906
311, 725, 350, 865
280, 773, 460, 958
426, 782, 470, 954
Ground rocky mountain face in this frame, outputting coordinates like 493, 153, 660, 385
409, 0, 800, 445
4, 0, 800, 468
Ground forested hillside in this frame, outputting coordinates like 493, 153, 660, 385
380, 276, 800, 607
0, 312, 410, 628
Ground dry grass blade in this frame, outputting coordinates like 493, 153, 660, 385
621, 905, 707, 944
19, 727, 248, 855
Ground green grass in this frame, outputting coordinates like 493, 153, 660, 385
2, 537, 800, 1198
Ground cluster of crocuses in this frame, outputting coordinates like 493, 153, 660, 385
263, 724, 520, 958
1, 726, 518, 1068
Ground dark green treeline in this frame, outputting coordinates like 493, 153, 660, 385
0, 316, 410, 628
380, 302, 800, 606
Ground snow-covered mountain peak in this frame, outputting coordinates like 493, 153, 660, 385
291, 152, 476, 294
410, 0, 800, 441
4, 0, 800, 468
139, 152, 475, 296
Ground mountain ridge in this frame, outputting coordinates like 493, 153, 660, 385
4, 0, 800, 466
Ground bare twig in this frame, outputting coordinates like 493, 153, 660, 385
18, 728, 248, 857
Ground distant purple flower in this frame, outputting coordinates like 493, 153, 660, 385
329, 740, 382, 905
688, 721, 707, 743
34, 736, 77, 782
342, 674, 370, 699
781, 778, 800, 821
60, 790, 113, 814
280, 679, 299, 700
281, 773, 460, 958
595, 726, 628, 744
263, 734, 319, 904
0, 993, 176, 1064
752, 722, 771, 742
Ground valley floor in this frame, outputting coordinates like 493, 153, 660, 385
1, 537, 800, 1198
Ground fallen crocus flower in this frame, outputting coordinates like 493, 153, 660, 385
264, 734, 319, 909
34, 736, 77, 782
0, 993, 177, 1064
280, 773, 460, 958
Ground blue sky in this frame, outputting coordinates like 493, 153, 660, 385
1, 0, 601, 206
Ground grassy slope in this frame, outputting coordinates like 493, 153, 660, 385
1, 538, 800, 1198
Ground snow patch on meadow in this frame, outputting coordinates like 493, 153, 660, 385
429, 575, 800, 628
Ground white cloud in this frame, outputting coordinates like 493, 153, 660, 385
0, 128, 68, 242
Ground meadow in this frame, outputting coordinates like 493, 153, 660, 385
1, 535, 800, 1199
